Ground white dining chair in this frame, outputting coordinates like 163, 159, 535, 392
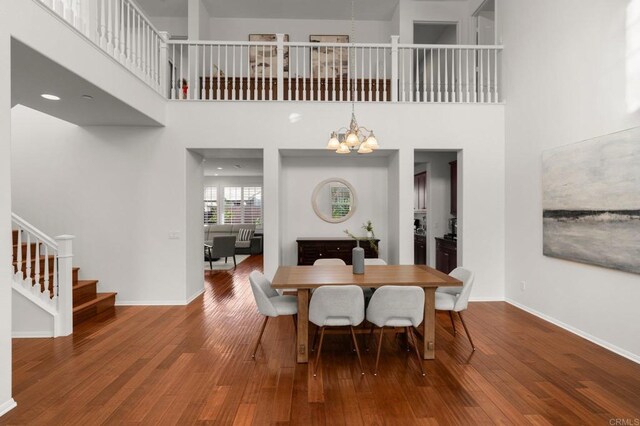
313, 258, 346, 266
435, 267, 476, 350
309, 285, 365, 376
362, 258, 387, 300
248, 271, 298, 359
366, 285, 426, 376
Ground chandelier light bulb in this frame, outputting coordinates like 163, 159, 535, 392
346, 131, 360, 147
365, 133, 379, 150
327, 132, 340, 150
357, 142, 372, 154
336, 142, 351, 154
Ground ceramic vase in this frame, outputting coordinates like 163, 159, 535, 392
352, 241, 365, 275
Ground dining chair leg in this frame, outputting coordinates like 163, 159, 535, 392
311, 326, 319, 352
313, 327, 326, 377
449, 311, 457, 335
408, 327, 426, 376
350, 326, 365, 375
374, 327, 384, 376
251, 317, 269, 359
458, 311, 476, 351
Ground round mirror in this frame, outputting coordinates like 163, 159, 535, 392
311, 178, 357, 223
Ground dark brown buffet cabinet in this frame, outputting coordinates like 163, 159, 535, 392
435, 237, 457, 274
297, 238, 379, 265
414, 234, 427, 265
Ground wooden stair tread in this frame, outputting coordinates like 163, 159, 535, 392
74, 280, 99, 290
73, 293, 117, 313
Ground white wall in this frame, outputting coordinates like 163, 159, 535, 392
399, 0, 473, 44
11, 102, 505, 306
151, 17, 188, 38
415, 151, 457, 267
11, 292, 54, 338
280, 156, 390, 265
208, 17, 391, 43
185, 150, 204, 302
0, 7, 16, 415
503, 0, 640, 361
11, 106, 187, 305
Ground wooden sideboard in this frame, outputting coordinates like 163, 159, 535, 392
297, 238, 380, 266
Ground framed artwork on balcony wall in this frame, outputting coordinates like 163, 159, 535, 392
310, 35, 349, 78
248, 34, 290, 77
542, 126, 640, 274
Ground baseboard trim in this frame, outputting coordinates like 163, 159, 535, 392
186, 288, 205, 305
469, 296, 505, 302
506, 298, 640, 365
0, 398, 17, 417
115, 300, 189, 306
12, 331, 54, 338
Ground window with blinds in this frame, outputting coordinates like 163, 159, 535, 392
204, 187, 218, 224
224, 187, 243, 224
243, 186, 262, 226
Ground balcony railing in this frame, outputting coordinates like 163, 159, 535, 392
35, 0, 503, 104
168, 37, 503, 103
37, 0, 167, 95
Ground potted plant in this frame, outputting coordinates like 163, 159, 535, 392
362, 220, 374, 238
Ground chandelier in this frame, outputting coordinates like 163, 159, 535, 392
326, 0, 379, 155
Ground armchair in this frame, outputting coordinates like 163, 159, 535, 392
206, 235, 237, 269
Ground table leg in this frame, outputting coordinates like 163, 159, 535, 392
423, 287, 435, 359
296, 289, 310, 363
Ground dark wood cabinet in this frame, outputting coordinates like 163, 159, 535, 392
297, 238, 380, 266
414, 234, 426, 265
435, 237, 457, 274
414, 172, 427, 211
449, 161, 457, 216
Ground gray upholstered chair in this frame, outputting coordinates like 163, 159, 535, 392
248, 271, 298, 359
208, 235, 237, 269
366, 285, 425, 376
435, 267, 476, 350
309, 285, 365, 376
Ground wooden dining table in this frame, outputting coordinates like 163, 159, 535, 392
271, 264, 462, 364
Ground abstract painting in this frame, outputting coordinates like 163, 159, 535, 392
542, 127, 640, 274
310, 35, 349, 78
248, 34, 289, 77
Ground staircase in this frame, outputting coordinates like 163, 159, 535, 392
11, 217, 117, 335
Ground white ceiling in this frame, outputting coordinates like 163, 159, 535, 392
11, 39, 160, 126
136, 0, 401, 20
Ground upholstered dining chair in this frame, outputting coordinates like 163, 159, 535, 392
309, 285, 365, 376
362, 258, 387, 300
435, 267, 476, 350
313, 258, 346, 266
366, 286, 426, 376
248, 271, 298, 359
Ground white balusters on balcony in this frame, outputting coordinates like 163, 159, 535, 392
168, 36, 502, 103
11, 214, 74, 337
37, 0, 166, 95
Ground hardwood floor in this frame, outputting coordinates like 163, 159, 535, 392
3, 255, 640, 425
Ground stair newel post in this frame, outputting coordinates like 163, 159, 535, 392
54, 235, 75, 337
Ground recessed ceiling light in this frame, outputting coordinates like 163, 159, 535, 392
214, 173, 219, 176
41, 94, 60, 101
82, 94, 94, 100
217, 167, 223, 170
